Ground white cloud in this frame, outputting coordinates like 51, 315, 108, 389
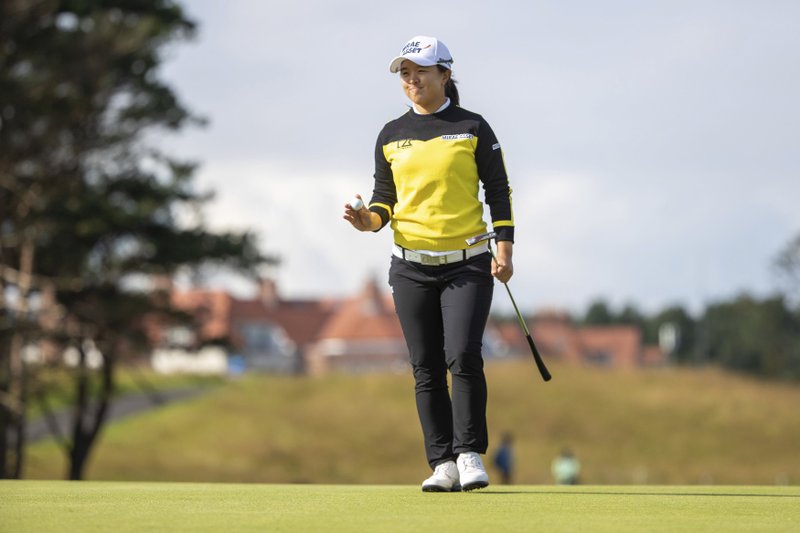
195, 159, 394, 299
160, 0, 800, 316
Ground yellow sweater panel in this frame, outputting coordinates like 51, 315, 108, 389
382, 135, 487, 251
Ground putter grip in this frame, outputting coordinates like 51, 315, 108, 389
527, 334, 552, 382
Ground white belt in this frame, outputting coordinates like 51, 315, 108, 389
392, 242, 489, 266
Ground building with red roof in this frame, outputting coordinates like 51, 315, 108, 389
306, 278, 407, 374
153, 279, 665, 374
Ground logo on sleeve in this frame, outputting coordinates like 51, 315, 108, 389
492, 143, 501, 150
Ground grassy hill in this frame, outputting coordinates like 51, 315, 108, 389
24, 360, 800, 485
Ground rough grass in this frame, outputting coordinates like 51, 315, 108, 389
2, 481, 799, 533
24, 360, 800, 485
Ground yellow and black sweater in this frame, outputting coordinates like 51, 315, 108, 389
369, 104, 514, 251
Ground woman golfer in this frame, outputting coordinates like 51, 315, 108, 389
344, 35, 514, 492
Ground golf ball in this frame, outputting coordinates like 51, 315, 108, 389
350, 198, 364, 210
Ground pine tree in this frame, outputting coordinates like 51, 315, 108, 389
1, 0, 271, 479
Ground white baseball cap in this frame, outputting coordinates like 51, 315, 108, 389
389, 35, 454, 73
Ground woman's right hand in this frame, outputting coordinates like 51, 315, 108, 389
343, 194, 379, 232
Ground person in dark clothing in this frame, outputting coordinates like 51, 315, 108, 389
493, 432, 515, 485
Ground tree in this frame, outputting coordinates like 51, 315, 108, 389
702, 295, 800, 380
583, 299, 614, 325
617, 303, 647, 337
774, 233, 800, 307
1, 0, 272, 479
650, 305, 696, 364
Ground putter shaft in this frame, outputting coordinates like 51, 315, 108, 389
487, 246, 552, 382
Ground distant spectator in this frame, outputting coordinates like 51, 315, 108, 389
493, 433, 514, 484
551, 448, 581, 485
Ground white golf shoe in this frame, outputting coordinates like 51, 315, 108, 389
421, 460, 461, 492
457, 452, 489, 491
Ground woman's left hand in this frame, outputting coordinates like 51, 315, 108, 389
492, 240, 514, 283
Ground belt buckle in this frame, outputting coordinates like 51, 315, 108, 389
420, 254, 444, 266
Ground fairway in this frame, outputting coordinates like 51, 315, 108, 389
2, 481, 798, 532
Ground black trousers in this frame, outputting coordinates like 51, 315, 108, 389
389, 252, 494, 469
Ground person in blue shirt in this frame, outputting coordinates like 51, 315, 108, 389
493, 432, 514, 484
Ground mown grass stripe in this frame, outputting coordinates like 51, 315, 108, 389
2, 481, 799, 533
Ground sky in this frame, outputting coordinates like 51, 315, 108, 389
158, 0, 800, 315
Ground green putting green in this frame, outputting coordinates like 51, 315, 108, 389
2, 481, 799, 532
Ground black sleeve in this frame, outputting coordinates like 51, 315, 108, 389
369, 133, 396, 231
476, 118, 515, 243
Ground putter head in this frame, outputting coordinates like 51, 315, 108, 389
466, 232, 497, 247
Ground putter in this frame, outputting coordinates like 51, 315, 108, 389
466, 232, 552, 382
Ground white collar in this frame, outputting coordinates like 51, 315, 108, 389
412, 97, 451, 115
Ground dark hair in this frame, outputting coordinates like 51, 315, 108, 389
437, 65, 459, 106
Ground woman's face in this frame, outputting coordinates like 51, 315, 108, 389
399, 60, 449, 110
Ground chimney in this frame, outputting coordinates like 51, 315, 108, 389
151, 274, 174, 293
259, 277, 279, 308
360, 277, 382, 315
